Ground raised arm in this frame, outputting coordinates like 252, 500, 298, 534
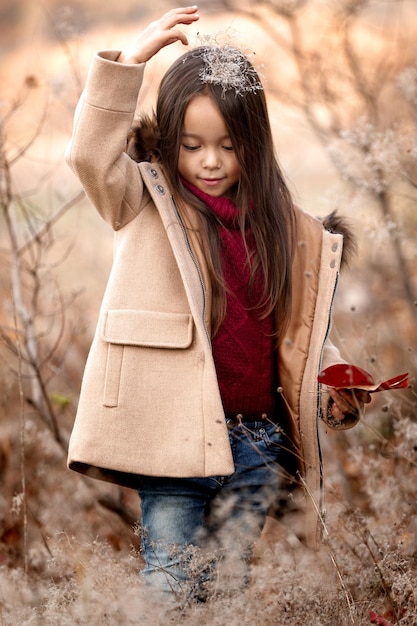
66, 7, 200, 229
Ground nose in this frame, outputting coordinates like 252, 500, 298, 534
202, 148, 221, 169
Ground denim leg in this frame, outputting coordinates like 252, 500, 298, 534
206, 421, 285, 591
137, 476, 220, 596
137, 420, 286, 598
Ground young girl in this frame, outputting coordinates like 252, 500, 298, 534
66, 6, 370, 601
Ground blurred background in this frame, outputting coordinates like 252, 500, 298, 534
0, 1, 416, 621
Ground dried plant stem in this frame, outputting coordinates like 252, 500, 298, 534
353, 519, 399, 621
14, 308, 28, 578
298, 473, 357, 626
377, 189, 417, 321
2, 163, 65, 448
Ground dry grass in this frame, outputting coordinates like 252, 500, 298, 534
0, 394, 416, 625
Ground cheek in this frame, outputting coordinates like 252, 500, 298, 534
177, 153, 189, 176
231, 157, 241, 179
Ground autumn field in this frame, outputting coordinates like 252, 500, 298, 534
0, 1, 416, 624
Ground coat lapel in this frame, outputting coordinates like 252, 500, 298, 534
139, 162, 211, 347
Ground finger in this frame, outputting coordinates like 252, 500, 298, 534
329, 389, 361, 418
333, 388, 359, 406
160, 6, 199, 28
161, 30, 189, 48
156, 7, 199, 46
353, 389, 372, 404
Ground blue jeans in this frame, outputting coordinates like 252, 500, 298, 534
137, 419, 287, 600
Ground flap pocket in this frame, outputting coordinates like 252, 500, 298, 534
101, 309, 193, 349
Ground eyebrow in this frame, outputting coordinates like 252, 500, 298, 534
181, 132, 231, 140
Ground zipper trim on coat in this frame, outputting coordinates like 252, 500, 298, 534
171, 196, 211, 347
316, 270, 340, 525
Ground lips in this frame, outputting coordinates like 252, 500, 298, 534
200, 178, 223, 186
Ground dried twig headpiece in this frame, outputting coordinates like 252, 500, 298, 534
191, 32, 264, 97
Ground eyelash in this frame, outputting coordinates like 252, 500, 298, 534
182, 145, 234, 152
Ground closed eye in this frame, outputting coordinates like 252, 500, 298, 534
223, 146, 234, 152
182, 144, 200, 151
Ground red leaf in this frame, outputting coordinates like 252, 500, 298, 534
318, 364, 408, 393
369, 610, 395, 626
318, 364, 374, 388
378, 373, 409, 391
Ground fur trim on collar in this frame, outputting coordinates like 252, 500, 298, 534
321, 210, 357, 268
127, 114, 160, 163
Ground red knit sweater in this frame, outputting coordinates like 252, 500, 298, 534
184, 182, 276, 419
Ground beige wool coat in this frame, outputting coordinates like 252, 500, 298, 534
66, 51, 358, 548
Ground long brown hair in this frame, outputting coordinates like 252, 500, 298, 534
154, 47, 296, 336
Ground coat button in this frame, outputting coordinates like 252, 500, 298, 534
155, 184, 165, 195
331, 243, 338, 252
149, 168, 158, 178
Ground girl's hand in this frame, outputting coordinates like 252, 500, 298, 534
328, 387, 371, 422
118, 6, 199, 65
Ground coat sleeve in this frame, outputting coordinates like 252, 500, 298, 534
65, 51, 147, 230
319, 337, 361, 430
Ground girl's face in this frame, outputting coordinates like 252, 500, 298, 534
178, 95, 241, 198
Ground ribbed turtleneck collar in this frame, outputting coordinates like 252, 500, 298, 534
182, 179, 241, 229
